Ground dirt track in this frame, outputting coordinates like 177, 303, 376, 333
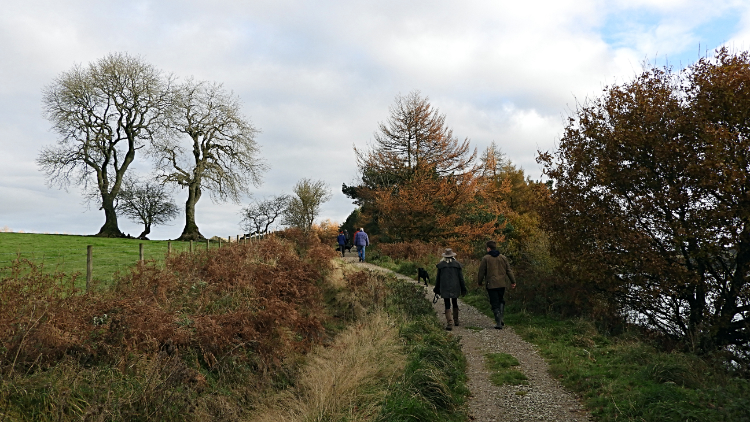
342, 256, 592, 422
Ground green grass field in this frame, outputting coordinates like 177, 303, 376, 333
0, 232, 225, 287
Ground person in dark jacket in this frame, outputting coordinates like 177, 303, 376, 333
354, 228, 370, 262
337, 230, 347, 257
433, 248, 467, 331
477, 240, 517, 329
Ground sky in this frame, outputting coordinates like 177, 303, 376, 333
1, 0, 749, 240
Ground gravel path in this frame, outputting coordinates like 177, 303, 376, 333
342, 256, 592, 422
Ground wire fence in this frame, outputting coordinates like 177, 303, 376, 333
0, 233, 271, 291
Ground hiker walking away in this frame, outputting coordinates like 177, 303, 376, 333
337, 230, 347, 257
434, 248, 467, 331
477, 240, 516, 329
354, 227, 369, 262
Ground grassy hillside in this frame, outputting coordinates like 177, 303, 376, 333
0, 233, 220, 287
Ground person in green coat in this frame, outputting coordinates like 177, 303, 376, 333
477, 240, 517, 329
434, 248, 467, 331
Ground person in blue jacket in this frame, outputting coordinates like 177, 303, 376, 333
337, 230, 347, 257
354, 228, 370, 262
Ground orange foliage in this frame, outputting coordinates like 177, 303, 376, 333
366, 169, 508, 247
313, 219, 341, 245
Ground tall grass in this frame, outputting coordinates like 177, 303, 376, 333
250, 261, 469, 422
251, 313, 405, 422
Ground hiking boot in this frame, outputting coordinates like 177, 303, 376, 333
493, 309, 503, 329
445, 309, 453, 331
452, 308, 460, 327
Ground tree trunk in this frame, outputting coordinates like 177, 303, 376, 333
178, 183, 204, 241
138, 223, 151, 240
95, 194, 123, 237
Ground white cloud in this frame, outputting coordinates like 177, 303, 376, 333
2, 0, 750, 237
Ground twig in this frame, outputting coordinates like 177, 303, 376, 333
10, 303, 48, 376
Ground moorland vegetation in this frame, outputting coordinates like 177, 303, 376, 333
0, 231, 468, 421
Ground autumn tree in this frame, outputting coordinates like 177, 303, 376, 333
479, 141, 511, 178
240, 195, 290, 235
370, 168, 507, 247
38, 53, 171, 237
283, 179, 332, 232
346, 91, 481, 239
117, 178, 179, 240
347, 91, 476, 196
153, 80, 267, 241
539, 48, 750, 360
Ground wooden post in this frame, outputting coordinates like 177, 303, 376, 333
139, 243, 144, 262
86, 245, 93, 292
236, 234, 239, 243
168, 241, 172, 255
190, 240, 193, 253
218, 238, 222, 248
206, 239, 210, 250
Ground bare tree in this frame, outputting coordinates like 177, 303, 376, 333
240, 195, 290, 236
153, 80, 267, 241
118, 178, 179, 240
283, 179, 332, 232
38, 53, 171, 237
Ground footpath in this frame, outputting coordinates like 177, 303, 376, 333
342, 256, 592, 422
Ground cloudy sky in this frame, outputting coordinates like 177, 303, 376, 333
1, 0, 749, 239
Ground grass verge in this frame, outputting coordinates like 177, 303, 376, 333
251, 261, 470, 422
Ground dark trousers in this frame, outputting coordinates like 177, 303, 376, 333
443, 297, 458, 310
487, 287, 506, 312
338, 244, 345, 257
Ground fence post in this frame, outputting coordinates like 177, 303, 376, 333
190, 240, 193, 253
168, 241, 172, 255
218, 238, 222, 248
139, 243, 144, 262
86, 245, 92, 292
236, 234, 239, 244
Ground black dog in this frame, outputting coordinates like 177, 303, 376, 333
417, 267, 430, 286
337, 244, 353, 255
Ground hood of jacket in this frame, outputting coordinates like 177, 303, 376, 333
488, 250, 501, 257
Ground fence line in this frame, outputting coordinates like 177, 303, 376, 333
1, 233, 273, 291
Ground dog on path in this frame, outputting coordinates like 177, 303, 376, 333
417, 267, 430, 286
337, 244, 353, 255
